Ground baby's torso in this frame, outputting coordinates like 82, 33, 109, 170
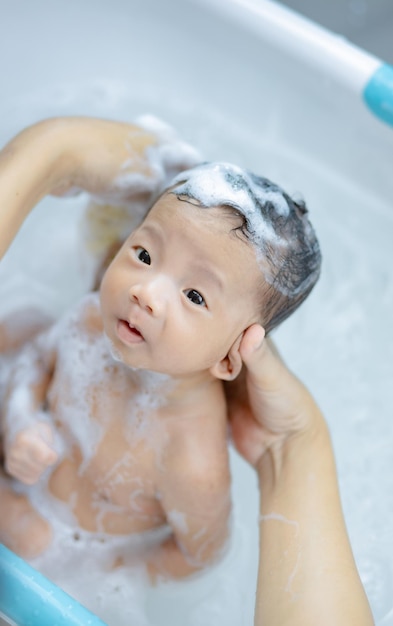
44, 294, 227, 536
48, 408, 167, 535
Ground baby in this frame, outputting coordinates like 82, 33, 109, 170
0, 162, 321, 581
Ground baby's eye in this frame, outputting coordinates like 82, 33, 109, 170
135, 247, 151, 265
184, 289, 206, 307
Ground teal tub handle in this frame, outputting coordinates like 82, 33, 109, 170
0, 544, 108, 626
363, 63, 393, 128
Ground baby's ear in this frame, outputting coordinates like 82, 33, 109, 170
209, 333, 244, 381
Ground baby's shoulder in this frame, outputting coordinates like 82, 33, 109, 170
43, 293, 105, 361
159, 431, 231, 506
60, 292, 103, 336
76, 292, 103, 334
163, 398, 230, 487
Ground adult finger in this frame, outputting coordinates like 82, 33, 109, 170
239, 325, 290, 393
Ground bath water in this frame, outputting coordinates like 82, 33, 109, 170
0, 81, 392, 625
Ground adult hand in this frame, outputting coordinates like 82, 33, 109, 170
0, 116, 200, 258
226, 324, 375, 626
227, 324, 320, 468
48, 117, 158, 199
45, 116, 200, 204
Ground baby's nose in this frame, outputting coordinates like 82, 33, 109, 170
129, 278, 169, 316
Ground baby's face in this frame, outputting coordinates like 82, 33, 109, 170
100, 194, 262, 378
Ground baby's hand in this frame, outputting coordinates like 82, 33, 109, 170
5, 422, 58, 485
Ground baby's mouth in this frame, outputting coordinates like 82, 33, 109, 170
117, 319, 145, 344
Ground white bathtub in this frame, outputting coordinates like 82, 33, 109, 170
0, 1, 392, 624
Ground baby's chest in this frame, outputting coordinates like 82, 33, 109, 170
86, 425, 161, 504
48, 336, 148, 451
50, 420, 164, 527
49, 329, 122, 415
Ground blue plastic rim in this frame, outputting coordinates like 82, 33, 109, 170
363, 63, 393, 128
0, 544, 108, 626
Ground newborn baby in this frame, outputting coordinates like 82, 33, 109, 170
0, 162, 321, 581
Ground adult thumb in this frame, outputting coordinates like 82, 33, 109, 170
239, 324, 285, 393
239, 324, 265, 364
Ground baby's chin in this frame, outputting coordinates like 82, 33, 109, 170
103, 334, 170, 376
103, 333, 215, 382
103, 334, 124, 363
108, 344, 149, 371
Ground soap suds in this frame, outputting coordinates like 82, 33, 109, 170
93, 115, 202, 210
170, 162, 285, 248
167, 510, 189, 535
168, 162, 320, 297
259, 511, 299, 532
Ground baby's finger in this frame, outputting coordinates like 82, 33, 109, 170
5, 458, 40, 484
7, 451, 55, 482
32, 448, 58, 467
15, 468, 42, 485
26, 440, 58, 467
16, 424, 58, 464
34, 422, 55, 446
9, 436, 58, 470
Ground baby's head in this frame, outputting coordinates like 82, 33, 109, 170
100, 162, 321, 380
168, 162, 321, 334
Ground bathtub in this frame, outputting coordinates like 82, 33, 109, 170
0, 0, 392, 624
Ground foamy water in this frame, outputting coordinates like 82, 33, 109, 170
0, 82, 392, 625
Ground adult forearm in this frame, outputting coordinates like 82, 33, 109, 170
255, 415, 374, 626
0, 116, 200, 261
0, 117, 159, 259
0, 120, 70, 257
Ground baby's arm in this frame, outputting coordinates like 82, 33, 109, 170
2, 329, 58, 485
148, 442, 232, 581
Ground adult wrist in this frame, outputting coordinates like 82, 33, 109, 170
256, 404, 328, 490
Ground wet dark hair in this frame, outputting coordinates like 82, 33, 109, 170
169, 164, 322, 334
